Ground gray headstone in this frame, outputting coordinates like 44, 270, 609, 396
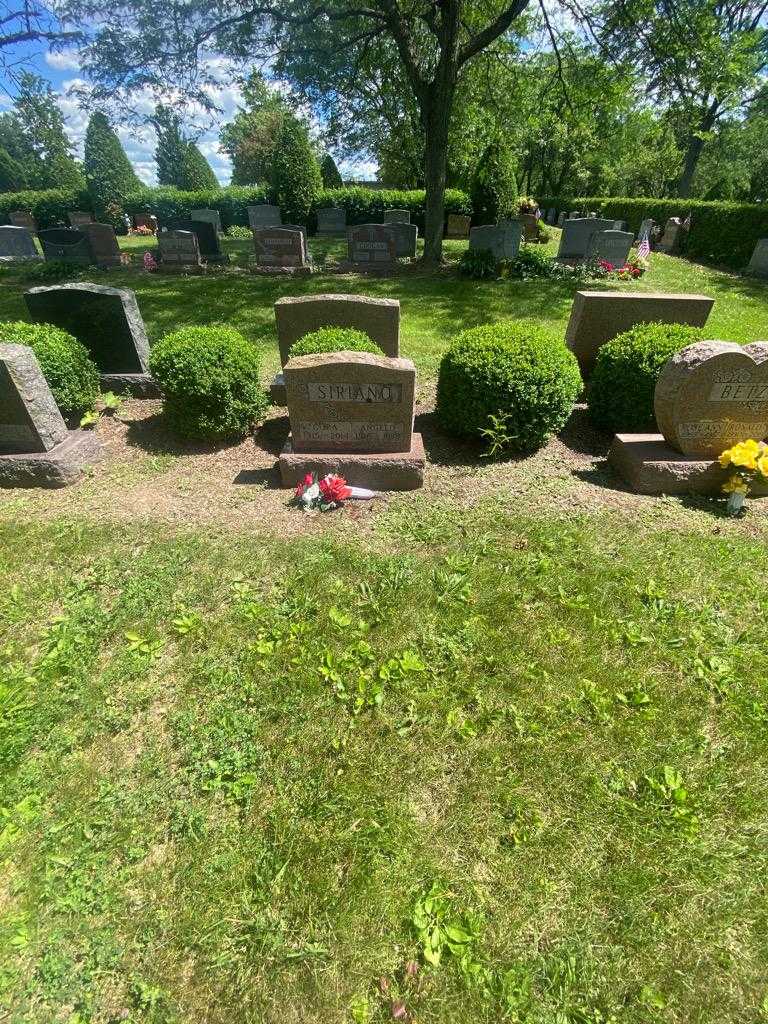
383, 210, 410, 224
39, 228, 94, 267
9, 211, 37, 233
347, 224, 397, 264
316, 208, 346, 234
158, 230, 202, 267
638, 218, 655, 240
747, 239, 768, 278
0, 226, 39, 262
253, 227, 308, 267
0, 343, 68, 454
167, 219, 222, 260
81, 223, 122, 268
446, 214, 471, 239
612, 220, 627, 231
25, 283, 150, 375
557, 218, 614, 259
469, 222, 521, 261
247, 205, 282, 229
275, 294, 400, 366
389, 222, 418, 258
190, 208, 222, 234
557, 212, 567, 227
587, 229, 634, 266
68, 211, 94, 228
657, 218, 684, 254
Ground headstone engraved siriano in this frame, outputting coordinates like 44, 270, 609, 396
25, 282, 158, 396
565, 290, 714, 377
39, 228, 94, 267
587, 229, 634, 266
317, 207, 346, 234
157, 230, 203, 270
747, 239, 768, 278
9, 211, 37, 233
446, 214, 471, 238
81, 223, 122, 268
68, 211, 94, 228
247, 205, 282, 229
347, 224, 396, 264
0, 226, 39, 262
0, 343, 100, 487
654, 341, 768, 457
190, 208, 222, 234
253, 227, 308, 267
384, 209, 410, 224
557, 218, 614, 259
469, 222, 521, 261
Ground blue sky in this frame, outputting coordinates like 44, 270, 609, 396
2, 39, 376, 184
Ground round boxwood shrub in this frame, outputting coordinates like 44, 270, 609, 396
0, 320, 99, 415
436, 320, 582, 453
587, 322, 704, 433
290, 327, 384, 358
149, 325, 268, 440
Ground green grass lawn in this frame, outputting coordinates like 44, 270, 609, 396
2, 234, 768, 1023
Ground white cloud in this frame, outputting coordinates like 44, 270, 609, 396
45, 50, 82, 71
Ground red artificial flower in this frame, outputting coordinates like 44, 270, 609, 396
599, 259, 614, 271
319, 474, 352, 503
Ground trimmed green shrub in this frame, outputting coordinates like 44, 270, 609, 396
458, 247, 498, 279
470, 140, 518, 224
587, 322, 704, 433
149, 326, 268, 441
290, 328, 384, 358
0, 320, 99, 415
436, 321, 582, 453
271, 117, 322, 225
0, 188, 91, 229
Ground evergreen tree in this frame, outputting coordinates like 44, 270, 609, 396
180, 142, 219, 189
470, 140, 518, 224
320, 153, 344, 188
153, 105, 188, 187
7, 73, 84, 191
271, 116, 322, 223
84, 111, 142, 223
0, 147, 30, 191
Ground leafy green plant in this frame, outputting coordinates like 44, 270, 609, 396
411, 883, 481, 967
587, 322, 704, 432
289, 327, 384, 358
436, 320, 582, 452
21, 259, 82, 283
458, 247, 498, 279
271, 115, 322, 225
149, 325, 268, 441
0, 320, 99, 416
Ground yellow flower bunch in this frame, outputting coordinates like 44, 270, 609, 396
719, 438, 763, 471
719, 439, 768, 514
722, 474, 749, 495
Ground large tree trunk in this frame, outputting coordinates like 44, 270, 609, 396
676, 102, 719, 198
422, 91, 453, 266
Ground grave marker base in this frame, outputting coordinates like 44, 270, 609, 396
279, 432, 425, 491
0, 430, 101, 488
609, 433, 768, 496
100, 372, 161, 398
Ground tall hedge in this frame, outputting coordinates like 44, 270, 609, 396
83, 112, 142, 227
470, 140, 518, 224
271, 118, 322, 225
540, 194, 768, 267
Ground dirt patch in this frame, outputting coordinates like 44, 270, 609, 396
1, 397, 766, 538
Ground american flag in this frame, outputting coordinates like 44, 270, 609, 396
636, 229, 650, 261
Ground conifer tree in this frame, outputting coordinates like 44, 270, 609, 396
84, 111, 142, 223
180, 142, 219, 190
470, 140, 518, 224
153, 105, 188, 188
320, 153, 344, 188
271, 116, 322, 223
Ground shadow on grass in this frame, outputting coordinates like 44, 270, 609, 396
255, 415, 290, 457
558, 406, 613, 458
124, 412, 248, 457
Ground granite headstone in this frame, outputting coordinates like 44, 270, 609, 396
747, 239, 768, 278
247, 205, 282, 229
39, 228, 94, 266
347, 224, 396, 264
384, 209, 410, 224
316, 208, 346, 234
469, 221, 521, 261
0, 226, 39, 262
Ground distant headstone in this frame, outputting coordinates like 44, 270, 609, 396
565, 290, 715, 377
569, 211, 582, 219
637, 218, 655, 241
347, 224, 396, 265
81, 223, 122, 268
469, 221, 521, 261
316, 208, 346, 234
747, 239, 768, 278
587, 229, 634, 266
612, 220, 628, 231
68, 211, 94, 228
0, 343, 100, 487
655, 341, 768, 458
389, 222, 418, 258
9, 211, 37, 233
520, 213, 539, 242
253, 227, 308, 268
446, 214, 471, 239
384, 210, 410, 224
557, 218, 614, 259
167, 219, 225, 262
557, 212, 567, 227
0, 226, 39, 262
247, 205, 282, 229
190, 208, 222, 234
275, 294, 400, 366
657, 217, 684, 254
157, 230, 203, 271
39, 228, 94, 267
279, 351, 424, 490
25, 282, 157, 396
